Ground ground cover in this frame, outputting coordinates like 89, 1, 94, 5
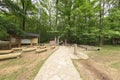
0, 46, 58, 80
73, 45, 120, 80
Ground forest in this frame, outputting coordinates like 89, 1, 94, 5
0, 0, 120, 46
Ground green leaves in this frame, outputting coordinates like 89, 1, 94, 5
0, 0, 120, 45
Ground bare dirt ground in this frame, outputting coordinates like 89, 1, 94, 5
73, 47, 120, 80
0, 46, 58, 80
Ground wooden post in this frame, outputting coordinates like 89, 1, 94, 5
31, 39, 33, 46
17, 37, 21, 47
9, 35, 12, 49
18, 38, 21, 47
64, 39, 67, 45
54, 36, 57, 45
74, 44, 77, 55
57, 36, 60, 46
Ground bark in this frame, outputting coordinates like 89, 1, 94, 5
21, 0, 26, 31
99, 0, 104, 46
99, 35, 103, 46
49, 10, 52, 28
111, 37, 116, 45
55, 0, 59, 29
55, 36, 60, 46
118, 0, 120, 8
22, 18, 25, 31
99, 5, 103, 46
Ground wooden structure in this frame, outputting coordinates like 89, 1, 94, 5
21, 33, 39, 46
9, 34, 21, 49
0, 40, 9, 50
0, 52, 22, 60
8, 31, 39, 49
36, 48, 47, 53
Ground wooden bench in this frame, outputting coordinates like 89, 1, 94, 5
22, 48, 36, 52
12, 48, 23, 52
0, 52, 22, 60
36, 46, 46, 49
36, 48, 47, 53
50, 46, 55, 49
0, 50, 13, 55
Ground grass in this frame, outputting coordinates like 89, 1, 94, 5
0, 47, 58, 80
72, 60, 84, 80
26, 47, 59, 80
74, 45, 120, 80
0, 58, 25, 69
111, 61, 120, 70
0, 59, 46, 80
93, 45, 120, 56
0, 67, 27, 80
28, 59, 46, 80
0, 58, 44, 80
86, 45, 120, 70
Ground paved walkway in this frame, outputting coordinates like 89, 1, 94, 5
34, 46, 82, 80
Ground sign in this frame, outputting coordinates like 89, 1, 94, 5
21, 39, 31, 44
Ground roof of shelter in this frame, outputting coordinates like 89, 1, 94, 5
7, 29, 39, 38
24, 33, 39, 37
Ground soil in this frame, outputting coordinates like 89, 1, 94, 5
0, 65, 21, 75
0, 46, 58, 80
74, 59, 120, 80
73, 48, 120, 80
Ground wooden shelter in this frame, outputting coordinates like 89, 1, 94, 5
8, 30, 39, 49
21, 33, 39, 46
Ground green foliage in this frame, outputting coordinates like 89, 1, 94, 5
0, 0, 120, 45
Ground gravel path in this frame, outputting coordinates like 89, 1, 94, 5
34, 46, 82, 80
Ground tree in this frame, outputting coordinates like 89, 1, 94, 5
1, 0, 36, 31
0, 0, 120, 45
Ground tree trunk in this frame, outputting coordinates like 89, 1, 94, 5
99, 35, 103, 46
21, 0, 26, 31
22, 18, 25, 31
49, 12, 52, 28
99, 0, 104, 46
55, 0, 59, 29
111, 37, 116, 45
57, 36, 60, 45
64, 39, 67, 45
118, 0, 120, 8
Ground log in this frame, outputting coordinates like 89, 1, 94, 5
12, 48, 23, 51
40, 46, 46, 49
22, 48, 36, 52
36, 46, 46, 49
36, 48, 47, 53
0, 52, 22, 60
78, 45, 101, 51
50, 46, 55, 49
0, 50, 13, 55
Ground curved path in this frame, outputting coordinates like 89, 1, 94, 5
34, 46, 82, 80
